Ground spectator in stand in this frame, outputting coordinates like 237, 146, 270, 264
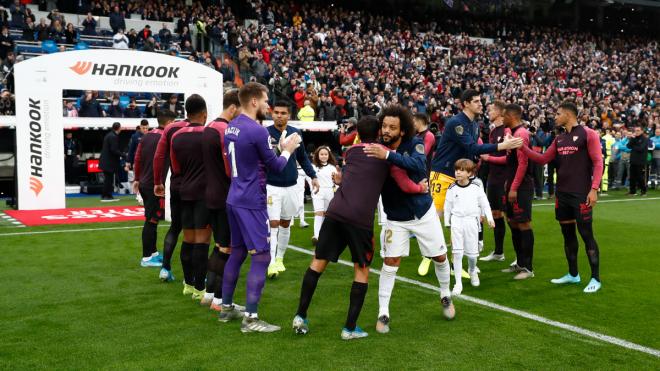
293, 85, 306, 110
158, 23, 172, 48
112, 29, 129, 49
22, 17, 35, 41
145, 96, 159, 118
50, 20, 64, 42
127, 29, 138, 49
124, 97, 143, 118
36, 18, 50, 42
78, 90, 105, 118
81, 12, 97, 35
24, 7, 35, 24
330, 88, 347, 119
0, 26, 13, 60
2, 51, 15, 93
219, 57, 235, 83
0, 89, 14, 115
142, 37, 156, 52
0, 6, 8, 29
109, 6, 126, 35
64, 101, 78, 117
298, 100, 315, 122
181, 40, 194, 53
47, 9, 65, 26
106, 96, 124, 118
138, 25, 153, 44
9, 0, 25, 29
179, 25, 192, 46
317, 94, 338, 122
64, 22, 77, 44
161, 94, 183, 117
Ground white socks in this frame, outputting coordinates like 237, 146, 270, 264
212, 297, 222, 306
269, 227, 278, 263
433, 259, 451, 298
276, 226, 291, 259
378, 264, 399, 317
203, 292, 213, 301
313, 215, 324, 238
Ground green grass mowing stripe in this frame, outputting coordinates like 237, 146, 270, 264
286, 244, 660, 359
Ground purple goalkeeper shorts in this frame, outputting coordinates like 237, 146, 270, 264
226, 204, 270, 253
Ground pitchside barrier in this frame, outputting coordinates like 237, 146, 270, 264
15, 49, 223, 211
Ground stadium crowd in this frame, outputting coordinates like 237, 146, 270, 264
0, 0, 658, 188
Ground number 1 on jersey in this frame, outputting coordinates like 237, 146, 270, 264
228, 141, 238, 177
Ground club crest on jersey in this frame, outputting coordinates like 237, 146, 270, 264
415, 143, 425, 154
455, 126, 464, 135
573, 136, 578, 142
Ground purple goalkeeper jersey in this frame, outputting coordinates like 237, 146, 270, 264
225, 114, 289, 210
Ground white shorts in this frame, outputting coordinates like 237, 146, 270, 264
381, 206, 447, 258
377, 197, 387, 226
450, 215, 480, 257
312, 187, 334, 212
267, 185, 300, 220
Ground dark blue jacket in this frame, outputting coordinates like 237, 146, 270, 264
266, 125, 316, 187
127, 130, 143, 165
431, 112, 497, 177
383, 137, 434, 221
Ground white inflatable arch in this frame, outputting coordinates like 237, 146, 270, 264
15, 49, 223, 210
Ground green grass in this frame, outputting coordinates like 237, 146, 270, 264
1, 190, 659, 370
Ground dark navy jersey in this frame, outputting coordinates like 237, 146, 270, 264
431, 112, 498, 177
381, 137, 434, 221
265, 125, 316, 187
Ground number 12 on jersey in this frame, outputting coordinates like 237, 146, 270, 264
228, 141, 238, 177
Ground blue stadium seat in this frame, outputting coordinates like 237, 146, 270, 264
119, 96, 130, 109
41, 40, 58, 54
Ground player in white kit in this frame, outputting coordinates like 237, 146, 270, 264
310, 146, 339, 244
444, 159, 494, 295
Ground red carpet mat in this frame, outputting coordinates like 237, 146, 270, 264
4, 206, 145, 226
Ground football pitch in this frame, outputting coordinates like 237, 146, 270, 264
1, 191, 659, 370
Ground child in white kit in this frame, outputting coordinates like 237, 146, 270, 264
310, 146, 339, 243
444, 159, 495, 295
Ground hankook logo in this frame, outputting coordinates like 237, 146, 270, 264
68, 61, 180, 78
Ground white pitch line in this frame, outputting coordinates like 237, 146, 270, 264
534, 196, 660, 207
286, 244, 660, 358
0, 224, 170, 237
1, 219, 660, 358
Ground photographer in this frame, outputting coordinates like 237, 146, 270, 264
338, 117, 358, 148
